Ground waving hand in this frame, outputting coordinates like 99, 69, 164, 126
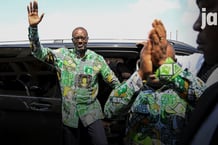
27, 0, 44, 27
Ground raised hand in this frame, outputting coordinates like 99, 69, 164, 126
149, 19, 169, 67
27, 0, 44, 27
137, 40, 153, 80
151, 19, 168, 47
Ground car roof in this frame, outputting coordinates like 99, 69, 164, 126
0, 39, 201, 58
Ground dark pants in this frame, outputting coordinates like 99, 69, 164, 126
63, 119, 108, 145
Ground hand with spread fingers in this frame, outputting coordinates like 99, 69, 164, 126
27, 0, 44, 27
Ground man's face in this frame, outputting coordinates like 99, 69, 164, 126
72, 29, 88, 54
194, 0, 218, 65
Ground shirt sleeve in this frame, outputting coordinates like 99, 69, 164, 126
99, 56, 121, 89
28, 26, 51, 62
155, 57, 206, 104
104, 71, 143, 118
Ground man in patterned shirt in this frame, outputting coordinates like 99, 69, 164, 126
27, 1, 121, 145
104, 20, 206, 145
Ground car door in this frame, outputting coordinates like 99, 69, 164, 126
0, 46, 62, 145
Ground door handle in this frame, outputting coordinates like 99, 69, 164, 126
29, 102, 51, 111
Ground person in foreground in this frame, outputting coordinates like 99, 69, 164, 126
178, 0, 218, 145
27, 1, 121, 145
104, 19, 205, 145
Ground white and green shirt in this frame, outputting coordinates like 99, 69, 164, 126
28, 26, 120, 128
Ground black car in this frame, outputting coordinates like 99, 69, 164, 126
0, 39, 200, 145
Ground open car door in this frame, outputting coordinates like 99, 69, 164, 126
0, 45, 62, 145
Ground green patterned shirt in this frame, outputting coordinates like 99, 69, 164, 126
28, 27, 120, 128
104, 58, 206, 145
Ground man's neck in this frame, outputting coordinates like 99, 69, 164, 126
75, 49, 86, 58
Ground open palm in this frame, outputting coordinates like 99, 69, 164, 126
27, 0, 44, 27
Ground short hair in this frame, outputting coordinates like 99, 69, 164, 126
72, 27, 88, 36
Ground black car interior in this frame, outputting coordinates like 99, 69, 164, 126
0, 56, 61, 98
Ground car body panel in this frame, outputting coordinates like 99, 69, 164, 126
0, 51, 62, 145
